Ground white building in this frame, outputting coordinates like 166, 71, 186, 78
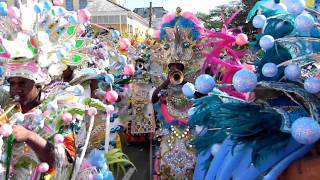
87, 0, 150, 36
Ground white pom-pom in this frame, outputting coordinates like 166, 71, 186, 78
12, 112, 24, 123
210, 144, 221, 156
106, 105, 114, 113
195, 125, 204, 134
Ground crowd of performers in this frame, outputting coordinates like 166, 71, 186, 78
0, 0, 319, 180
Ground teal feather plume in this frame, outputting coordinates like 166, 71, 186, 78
246, 0, 269, 22
190, 94, 292, 165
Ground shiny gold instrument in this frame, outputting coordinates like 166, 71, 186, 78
136, 61, 144, 70
0, 97, 22, 125
169, 70, 184, 85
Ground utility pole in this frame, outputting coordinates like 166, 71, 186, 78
149, 1, 152, 28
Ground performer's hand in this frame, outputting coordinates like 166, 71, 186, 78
13, 125, 54, 166
161, 77, 170, 88
12, 125, 31, 142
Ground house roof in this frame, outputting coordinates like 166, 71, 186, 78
86, 0, 130, 13
106, 0, 131, 11
87, 0, 149, 27
133, 7, 166, 11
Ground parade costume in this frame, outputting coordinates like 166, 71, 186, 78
121, 34, 167, 144
189, 1, 320, 180
0, 1, 132, 179
128, 53, 156, 135
64, 26, 137, 179
151, 9, 203, 179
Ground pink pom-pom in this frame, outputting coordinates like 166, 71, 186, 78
88, 174, 94, 180
105, 90, 118, 103
243, 63, 256, 71
61, 112, 73, 123
0, 124, 12, 137
11, 18, 19, 25
54, 134, 64, 144
8, 6, 19, 18
87, 107, 98, 116
161, 13, 176, 24
53, 0, 64, 6
235, 33, 248, 46
153, 30, 161, 39
76, 25, 86, 35
78, 9, 91, 23
38, 162, 49, 173
80, 161, 92, 170
123, 84, 130, 91
119, 38, 131, 50
106, 105, 115, 113
123, 64, 135, 76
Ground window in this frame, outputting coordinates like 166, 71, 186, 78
65, 0, 74, 11
92, 16, 98, 23
108, 16, 120, 24
79, 0, 87, 9
121, 15, 127, 23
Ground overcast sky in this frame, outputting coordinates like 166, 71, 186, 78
126, 0, 236, 13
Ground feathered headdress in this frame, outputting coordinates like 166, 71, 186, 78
152, 7, 203, 69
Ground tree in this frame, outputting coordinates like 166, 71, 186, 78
196, 0, 259, 39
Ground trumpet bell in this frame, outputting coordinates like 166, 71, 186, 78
136, 62, 144, 70
169, 70, 184, 85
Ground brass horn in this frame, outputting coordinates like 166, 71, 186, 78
169, 70, 184, 85
136, 62, 144, 70
0, 96, 22, 125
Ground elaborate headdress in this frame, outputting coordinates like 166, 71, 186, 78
4, 57, 50, 84
152, 7, 203, 69
0, 1, 90, 84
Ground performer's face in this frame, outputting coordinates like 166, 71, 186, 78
62, 66, 74, 82
8, 77, 40, 104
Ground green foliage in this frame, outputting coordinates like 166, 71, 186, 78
83, 98, 107, 111
196, 0, 259, 39
106, 148, 135, 179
